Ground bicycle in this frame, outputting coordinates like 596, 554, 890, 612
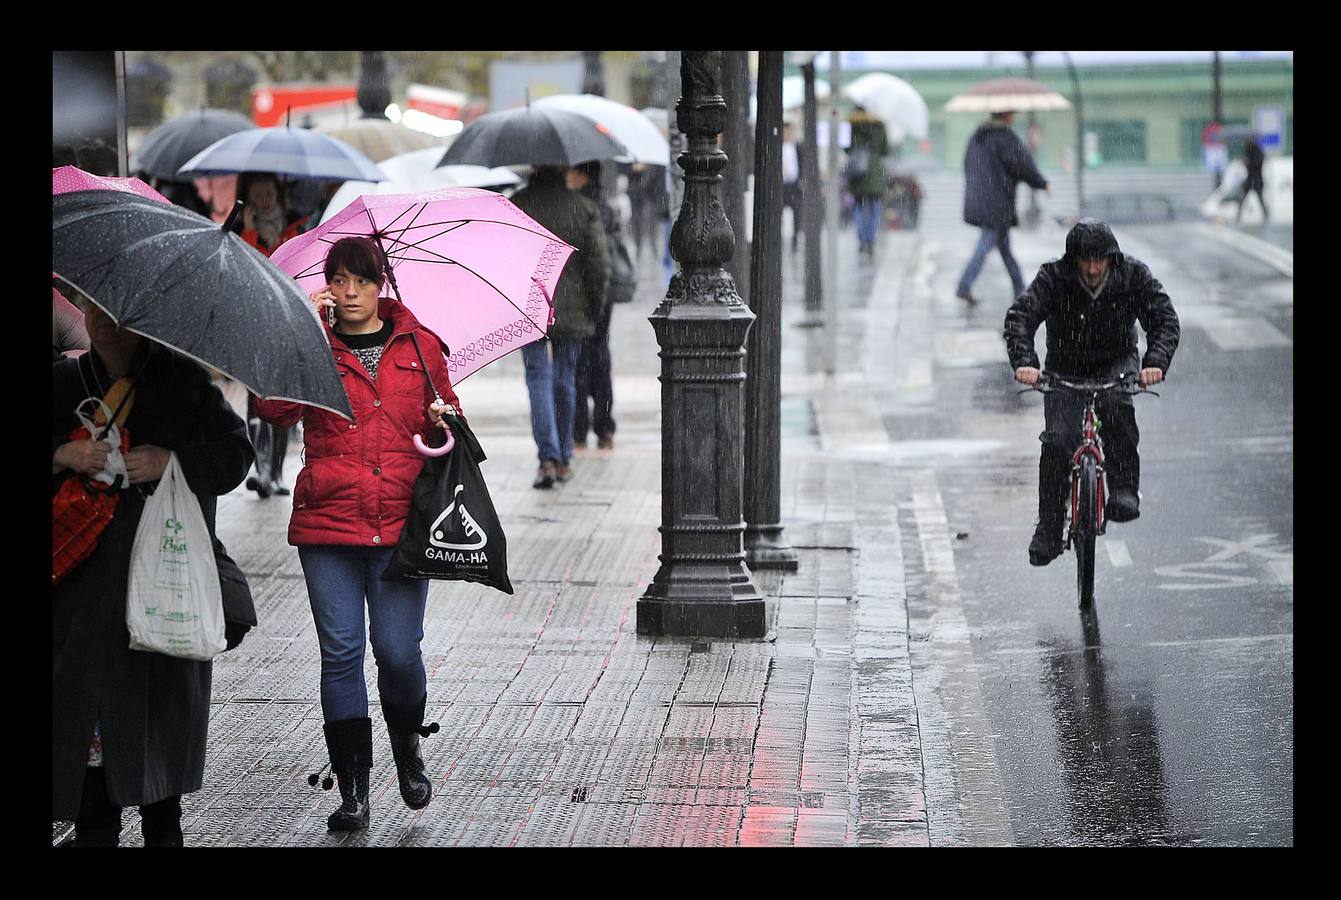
1020, 372, 1159, 609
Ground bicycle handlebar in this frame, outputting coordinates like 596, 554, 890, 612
1017, 371, 1160, 397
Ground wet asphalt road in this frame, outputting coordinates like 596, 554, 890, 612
886, 218, 1293, 846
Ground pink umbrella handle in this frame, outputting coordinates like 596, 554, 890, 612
414, 429, 455, 457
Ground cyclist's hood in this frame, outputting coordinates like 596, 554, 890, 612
1065, 218, 1121, 261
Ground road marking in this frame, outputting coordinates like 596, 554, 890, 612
1192, 223, 1293, 278
1197, 315, 1291, 351
1105, 540, 1132, 568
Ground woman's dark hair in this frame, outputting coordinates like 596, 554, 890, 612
237, 171, 285, 205
323, 236, 388, 285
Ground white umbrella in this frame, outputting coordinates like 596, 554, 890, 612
320, 147, 520, 224
944, 77, 1072, 113
533, 94, 671, 165
842, 73, 929, 144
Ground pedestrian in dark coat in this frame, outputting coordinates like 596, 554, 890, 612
52, 301, 252, 846
569, 160, 621, 452
1003, 219, 1180, 566
845, 108, 889, 256
956, 110, 1050, 304
1238, 135, 1269, 224
508, 165, 611, 487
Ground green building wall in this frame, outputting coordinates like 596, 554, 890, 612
788, 57, 1293, 171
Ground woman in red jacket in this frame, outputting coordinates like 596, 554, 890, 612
254, 236, 461, 832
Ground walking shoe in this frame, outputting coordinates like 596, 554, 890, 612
554, 462, 572, 483
1106, 487, 1140, 523
532, 461, 558, 490
322, 718, 372, 831
245, 475, 271, 499
271, 480, 290, 496
955, 288, 978, 305
1028, 520, 1064, 567
597, 433, 614, 450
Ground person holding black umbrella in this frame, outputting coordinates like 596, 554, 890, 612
507, 165, 611, 487
53, 298, 253, 847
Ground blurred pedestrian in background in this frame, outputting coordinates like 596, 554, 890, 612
191, 174, 238, 225
254, 236, 461, 831
53, 298, 252, 847
781, 122, 804, 253
628, 162, 667, 264
845, 106, 889, 256
955, 110, 1050, 305
569, 160, 628, 453
233, 171, 311, 499
235, 171, 310, 257
1238, 134, 1269, 224
508, 165, 611, 488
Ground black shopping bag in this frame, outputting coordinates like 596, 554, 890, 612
382, 416, 513, 594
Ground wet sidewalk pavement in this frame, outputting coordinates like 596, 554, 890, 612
57, 228, 936, 847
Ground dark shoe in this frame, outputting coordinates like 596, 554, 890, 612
532, 461, 558, 490
597, 433, 614, 451
1106, 486, 1140, 523
246, 475, 271, 498
554, 462, 572, 483
271, 480, 291, 496
955, 288, 978, 305
1029, 520, 1064, 567
139, 795, 184, 847
323, 718, 372, 831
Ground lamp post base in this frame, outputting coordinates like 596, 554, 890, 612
638, 562, 766, 639
744, 524, 800, 572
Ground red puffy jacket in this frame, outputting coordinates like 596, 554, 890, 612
254, 297, 462, 548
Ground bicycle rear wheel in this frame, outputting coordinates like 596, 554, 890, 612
1074, 457, 1098, 609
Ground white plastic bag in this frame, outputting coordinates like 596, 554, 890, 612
126, 452, 226, 660
75, 397, 129, 487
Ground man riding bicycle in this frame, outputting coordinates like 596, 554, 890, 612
1003, 219, 1181, 566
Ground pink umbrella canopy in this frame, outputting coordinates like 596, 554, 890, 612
269, 188, 574, 383
52, 165, 170, 203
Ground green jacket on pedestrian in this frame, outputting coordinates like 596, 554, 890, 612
846, 110, 890, 199
508, 168, 611, 340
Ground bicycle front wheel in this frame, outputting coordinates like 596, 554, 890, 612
1074, 457, 1098, 609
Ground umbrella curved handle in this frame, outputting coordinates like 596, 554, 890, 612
414, 429, 455, 457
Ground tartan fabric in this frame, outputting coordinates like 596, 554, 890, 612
52, 423, 130, 586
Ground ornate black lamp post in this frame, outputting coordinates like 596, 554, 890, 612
638, 51, 766, 640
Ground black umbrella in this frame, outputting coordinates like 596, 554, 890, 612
130, 108, 256, 182
52, 190, 354, 421
439, 106, 628, 169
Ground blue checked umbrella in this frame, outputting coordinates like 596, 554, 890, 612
176, 125, 388, 183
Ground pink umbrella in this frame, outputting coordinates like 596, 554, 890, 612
52, 165, 170, 203
270, 188, 574, 387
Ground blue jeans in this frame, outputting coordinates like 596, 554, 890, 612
297, 546, 428, 723
854, 196, 883, 247
957, 225, 1026, 298
522, 335, 581, 464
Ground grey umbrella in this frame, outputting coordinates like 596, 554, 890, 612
52, 189, 354, 421
439, 106, 628, 169
131, 108, 256, 182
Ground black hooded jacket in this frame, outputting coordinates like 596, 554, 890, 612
1003, 250, 1181, 378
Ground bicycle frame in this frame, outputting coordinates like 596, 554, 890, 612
1069, 397, 1107, 544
